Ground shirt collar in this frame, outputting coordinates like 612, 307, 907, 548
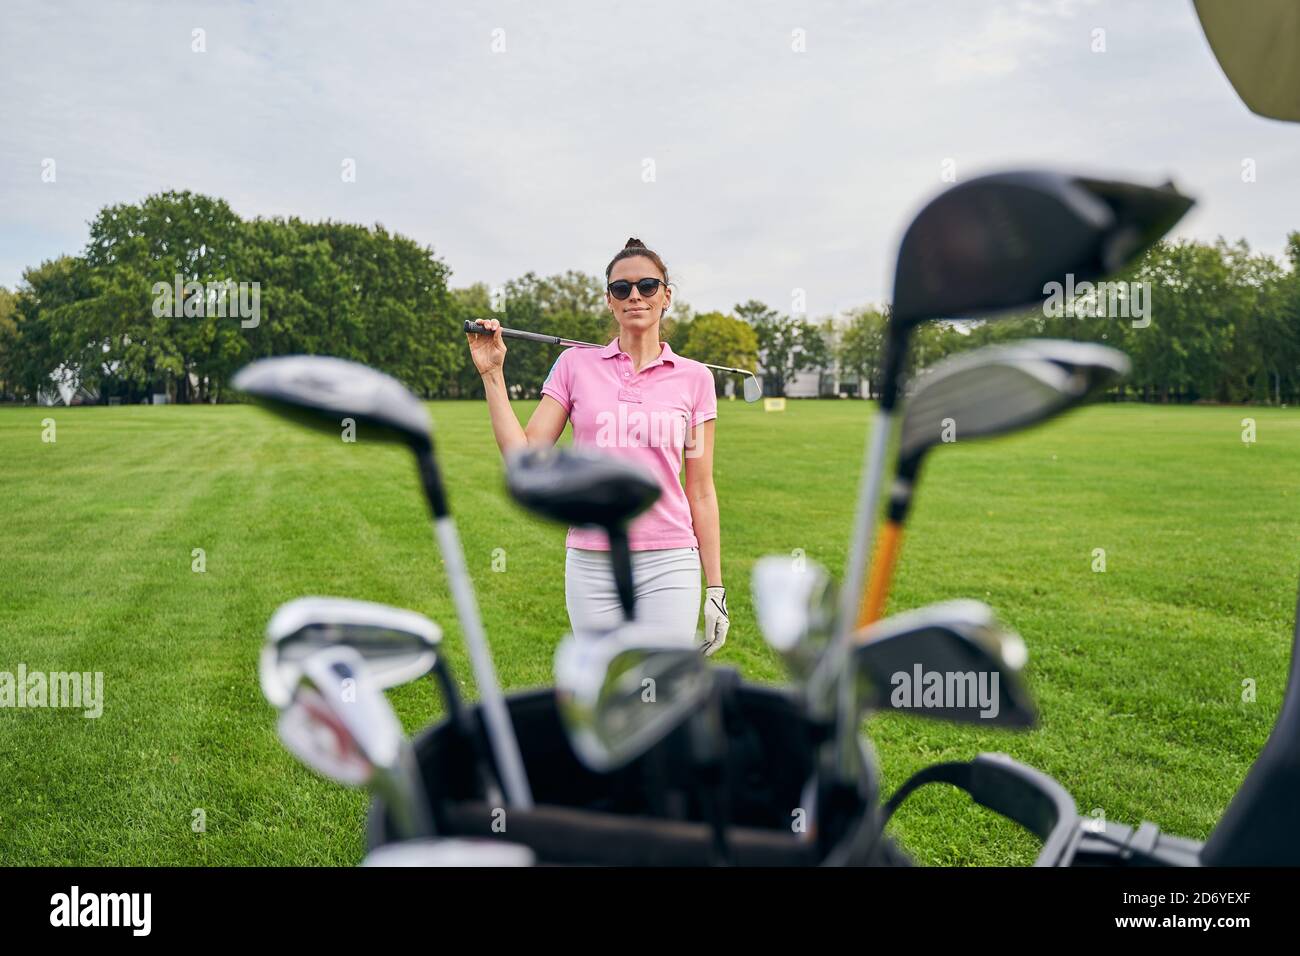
599, 338, 677, 369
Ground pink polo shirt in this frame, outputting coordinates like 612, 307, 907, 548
541, 338, 718, 551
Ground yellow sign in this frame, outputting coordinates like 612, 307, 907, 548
763, 398, 786, 412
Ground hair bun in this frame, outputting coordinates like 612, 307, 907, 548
624, 237, 646, 249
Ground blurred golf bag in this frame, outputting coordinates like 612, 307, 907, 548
366, 685, 907, 866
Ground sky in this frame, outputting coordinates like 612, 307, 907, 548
3, 0, 1299, 318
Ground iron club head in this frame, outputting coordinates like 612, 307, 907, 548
276, 646, 433, 839
261, 596, 441, 709
852, 600, 1036, 728
553, 624, 714, 772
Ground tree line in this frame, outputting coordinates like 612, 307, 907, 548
1, 190, 1296, 404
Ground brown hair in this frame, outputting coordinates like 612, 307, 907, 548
605, 237, 670, 285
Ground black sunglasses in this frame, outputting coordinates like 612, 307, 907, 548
607, 278, 665, 300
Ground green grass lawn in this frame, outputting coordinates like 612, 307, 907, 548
1, 398, 1297, 865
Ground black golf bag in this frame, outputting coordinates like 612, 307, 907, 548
365, 683, 906, 866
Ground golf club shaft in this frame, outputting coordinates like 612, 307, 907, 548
464, 320, 757, 379
387, 749, 436, 840
433, 516, 534, 809
858, 521, 903, 629
416, 447, 534, 809
822, 405, 893, 778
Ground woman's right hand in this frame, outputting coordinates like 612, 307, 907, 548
466, 318, 507, 376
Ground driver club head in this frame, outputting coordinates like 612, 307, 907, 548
553, 625, 714, 772
232, 355, 432, 449
506, 444, 661, 621
261, 597, 442, 709
504, 444, 660, 530
891, 171, 1194, 327
852, 600, 1036, 728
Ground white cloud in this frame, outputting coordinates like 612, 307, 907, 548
0, 0, 1296, 317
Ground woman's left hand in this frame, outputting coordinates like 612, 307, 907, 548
700, 586, 729, 657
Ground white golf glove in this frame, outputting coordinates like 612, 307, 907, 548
700, 586, 729, 657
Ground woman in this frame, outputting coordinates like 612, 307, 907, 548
468, 237, 729, 655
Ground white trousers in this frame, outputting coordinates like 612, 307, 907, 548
564, 546, 702, 644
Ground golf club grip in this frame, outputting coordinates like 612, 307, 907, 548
464, 320, 563, 346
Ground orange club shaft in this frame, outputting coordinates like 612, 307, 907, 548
858, 520, 904, 634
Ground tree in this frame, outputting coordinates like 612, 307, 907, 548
0, 287, 17, 399
680, 311, 759, 395
8, 256, 95, 401
737, 300, 827, 397
838, 306, 887, 398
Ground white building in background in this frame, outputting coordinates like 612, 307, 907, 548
758, 315, 862, 398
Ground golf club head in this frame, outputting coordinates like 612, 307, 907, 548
277, 646, 407, 782
261, 597, 442, 709
232, 355, 432, 449
506, 444, 661, 620
1194, 0, 1300, 122
277, 646, 431, 837
852, 600, 1036, 728
992, 339, 1133, 390
897, 340, 1128, 471
891, 171, 1194, 326
553, 625, 714, 772
743, 375, 763, 403
360, 838, 535, 867
505, 444, 660, 529
751, 555, 837, 681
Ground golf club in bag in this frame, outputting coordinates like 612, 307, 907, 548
233, 355, 534, 810
277, 166, 1295, 866
509, 444, 755, 862
260, 596, 505, 810
504, 443, 659, 622
366, 443, 888, 863
813, 170, 1195, 795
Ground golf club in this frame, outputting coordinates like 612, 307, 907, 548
360, 837, 536, 867
752, 554, 837, 683
261, 596, 444, 708
260, 596, 504, 806
554, 625, 716, 770
277, 646, 433, 840
232, 355, 533, 810
553, 625, 734, 863
856, 340, 1130, 626
1193, 0, 1300, 122
750, 554, 839, 842
816, 170, 1193, 784
464, 320, 764, 403
505, 443, 660, 622
850, 599, 1036, 727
